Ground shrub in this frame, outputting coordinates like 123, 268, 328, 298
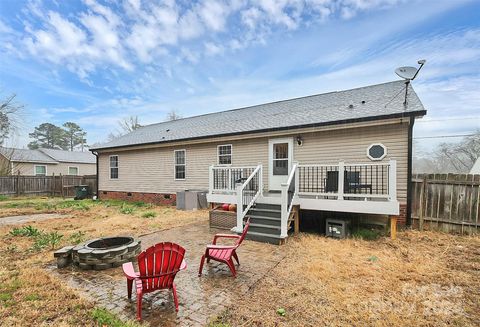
9, 225, 40, 237
141, 211, 156, 218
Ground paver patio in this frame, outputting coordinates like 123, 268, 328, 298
50, 222, 286, 326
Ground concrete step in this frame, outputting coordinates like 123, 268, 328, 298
246, 231, 284, 245
247, 215, 281, 226
249, 223, 281, 235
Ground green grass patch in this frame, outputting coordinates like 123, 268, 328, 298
0, 293, 12, 301
352, 228, 382, 241
91, 308, 140, 327
0, 195, 9, 201
119, 203, 135, 215
141, 211, 156, 218
9, 225, 41, 237
25, 293, 41, 301
32, 231, 64, 251
68, 231, 87, 244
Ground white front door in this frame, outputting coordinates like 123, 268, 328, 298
268, 138, 293, 191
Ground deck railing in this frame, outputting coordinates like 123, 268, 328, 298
280, 164, 298, 238
236, 165, 263, 232
297, 160, 397, 201
209, 166, 257, 194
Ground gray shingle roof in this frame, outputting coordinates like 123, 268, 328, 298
39, 148, 96, 164
91, 80, 426, 151
0, 148, 57, 163
0, 148, 96, 164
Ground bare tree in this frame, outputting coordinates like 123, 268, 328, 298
107, 116, 142, 142
414, 130, 480, 173
118, 116, 142, 134
166, 109, 182, 121
0, 93, 23, 146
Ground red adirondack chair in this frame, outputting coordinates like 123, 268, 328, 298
198, 219, 250, 278
122, 242, 187, 321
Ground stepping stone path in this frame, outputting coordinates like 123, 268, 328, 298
0, 213, 69, 226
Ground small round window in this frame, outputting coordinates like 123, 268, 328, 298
367, 143, 387, 161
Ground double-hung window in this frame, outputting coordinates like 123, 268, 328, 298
217, 144, 232, 165
35, 165, 47, 176
110, 155, 119, 179
174, 150, 186, 180
68, 166, 79, 175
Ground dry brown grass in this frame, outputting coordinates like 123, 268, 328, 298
0, 197, 208, 326
220, 231, 480, 327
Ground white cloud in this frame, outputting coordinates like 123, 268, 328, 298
204, 42, 224, 56
198, 0, 231, 31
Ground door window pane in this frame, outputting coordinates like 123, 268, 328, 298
273, 143, 289, 175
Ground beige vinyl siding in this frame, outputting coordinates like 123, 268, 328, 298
98, 120, 409, 204
11, 162, 96, 176
294, 123, 408, 202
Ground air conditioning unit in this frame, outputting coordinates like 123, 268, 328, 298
326, 219, 350, 239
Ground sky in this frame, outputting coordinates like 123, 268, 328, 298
0, 0, 479, 152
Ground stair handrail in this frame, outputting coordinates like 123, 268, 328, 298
234, 164, 263, 233
280, 163, 298, 238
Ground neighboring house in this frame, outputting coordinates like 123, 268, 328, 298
470, 158, 480, 174
0, 147, 96, 176
91, 80, 426, 242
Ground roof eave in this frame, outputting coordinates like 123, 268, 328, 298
91, 110, 426, 151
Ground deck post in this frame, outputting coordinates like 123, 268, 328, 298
338, 161, 345, 200
280, 183, 288, 238
234, 182, 243, 233
390, 216, 397, 240
208, 165, 214, 194
293, 205, 300, 235
388, 160, 397, 201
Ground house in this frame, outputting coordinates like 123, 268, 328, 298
90, 80, 426, 242
470, 158, 480, 174
0, 147, 96, 176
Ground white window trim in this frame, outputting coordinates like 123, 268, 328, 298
109, 155, 119, 180
367, 143, 387, 161
174, 149, 186, 180
68, 166, 79, 176
217, 144, 233, 165
34, 165, 47, 176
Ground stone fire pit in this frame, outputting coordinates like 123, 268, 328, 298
54, 236, 141, 270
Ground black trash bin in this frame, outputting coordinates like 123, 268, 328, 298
74, 185, 90, 200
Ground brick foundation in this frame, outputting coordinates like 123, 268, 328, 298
392, 203, 407, 225
99, 190, 176, 206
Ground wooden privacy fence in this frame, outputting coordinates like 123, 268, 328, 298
0, 174, 97, 198
411, 173, 479, 234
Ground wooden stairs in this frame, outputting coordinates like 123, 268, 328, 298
245, 203, 298, 245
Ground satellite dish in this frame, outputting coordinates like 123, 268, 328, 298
392, 60, 426, 107
395, 66, 418, 80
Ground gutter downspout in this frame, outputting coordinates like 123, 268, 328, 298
406, 116, 415, 226
91, 150, 99, 199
